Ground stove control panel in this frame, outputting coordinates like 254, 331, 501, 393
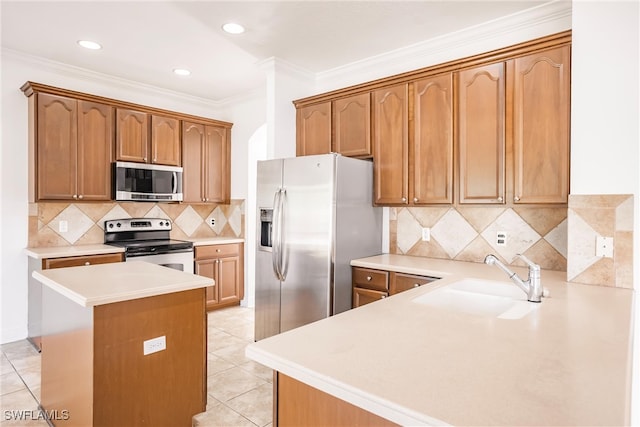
105, 218, 172, 233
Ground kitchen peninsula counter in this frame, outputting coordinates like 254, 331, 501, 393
246, 255, 634, 426
33, 261, 212, 427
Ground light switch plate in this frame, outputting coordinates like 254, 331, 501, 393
496, 231, 507, 246
596, 236, 614, 258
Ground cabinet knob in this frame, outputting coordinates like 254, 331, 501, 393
366, 276, 372, 281
72, 195, 78, 200
381, 295, 386, 299
84, 261, 90, 266
414, 283, 420, 288
216, 249, 221, 253
413, 197, 418, 203
78, 195, 84, 200
143, 157, 148, 162
153, 158, 157, 162
401, 197, 407, 203
514, 196, 521, 202
497, 196, 503, 202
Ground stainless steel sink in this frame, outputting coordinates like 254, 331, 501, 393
412, 278, 540, 319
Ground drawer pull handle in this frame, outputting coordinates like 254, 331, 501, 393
366, 276, 372, 281
84, 262, 90, 266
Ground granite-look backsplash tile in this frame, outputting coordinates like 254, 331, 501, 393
567, 194, 633, 288
28, 200, 245, 247
390, 206, 567, 271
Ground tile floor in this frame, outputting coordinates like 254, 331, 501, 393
0, 306, 273, 427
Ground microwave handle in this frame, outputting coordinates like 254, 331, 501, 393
172, 172, 177, 194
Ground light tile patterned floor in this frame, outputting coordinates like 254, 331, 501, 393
0, 306, 272, 427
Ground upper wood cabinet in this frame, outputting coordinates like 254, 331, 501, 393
333, 93, 371, 157
511, 45, 570, 204
182, 121, 230, 203
34, 93, 113, 201
457, 63, 506, 204
151, 115, 181, 166
116, 108, 148, 163
372, 83, 409, 205
116, 111, 181, 166
296, 102, 331, 156
412, 74, 454, 205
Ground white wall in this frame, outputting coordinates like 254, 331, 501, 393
570, 3, 639, 425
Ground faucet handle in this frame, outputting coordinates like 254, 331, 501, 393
515, 253, 540, 271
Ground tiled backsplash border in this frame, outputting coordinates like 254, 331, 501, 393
28, 200, 245, 248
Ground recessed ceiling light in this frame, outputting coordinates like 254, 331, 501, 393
222, 22, 245, 34
173, 68, 191, 76
77, 40, 102, 50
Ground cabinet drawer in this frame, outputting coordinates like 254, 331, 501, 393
43, 253, 123, 269
195, 243, 241, 260
352, 267, 388, 291
353, 287, 388, 308
390, 272, 439, 295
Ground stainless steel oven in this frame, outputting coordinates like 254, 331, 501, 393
105, 218, 194, 273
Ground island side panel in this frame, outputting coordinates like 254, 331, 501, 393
92, 288, 206, 427
41, 285, 94, 426
277, 373, 399, 427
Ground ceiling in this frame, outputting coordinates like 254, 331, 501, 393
1, 1, 549, 102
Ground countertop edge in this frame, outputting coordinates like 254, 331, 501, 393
24, 245, 125, 259
245, 345, 446, 427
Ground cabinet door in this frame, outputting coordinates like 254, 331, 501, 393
182, 122, 205, 203
204, 125, 230, 203
458, 63, 506, 204
372, 84, 409, 205
116, 108, 148, 163
511, 45, 570, 204
151, 115, 181, 166
412, 74, 453, 204
352, 287, 387, 308
195, 259, 218, 306
77, 100, 113, 201
36, 93, 77, 200
333, 93, 371, 158
296, 102, 331, 156
218, 256, 243, 305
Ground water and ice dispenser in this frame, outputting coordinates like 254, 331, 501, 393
259, 208, 273, 251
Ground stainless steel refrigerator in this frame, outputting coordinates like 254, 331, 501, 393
255, 153, 382, 341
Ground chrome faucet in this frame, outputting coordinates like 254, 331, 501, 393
484, 254, 546, 303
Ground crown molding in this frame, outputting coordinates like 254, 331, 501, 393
257, 56, 315, 82
1, 47, 226, 110
316, 0, 572, 92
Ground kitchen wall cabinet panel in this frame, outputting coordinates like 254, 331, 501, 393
116, 108, 148, 163
296, 102, 332, 156
35, 93, 113, 201
150, 115, 181, 166
457, 63, 506, 204
195, 243, 244, 311
372, 83, 409, 205
412, 74, 454, 205
511, 45, 570, 204
333, 93, 372, 158
182, 121, 230, 203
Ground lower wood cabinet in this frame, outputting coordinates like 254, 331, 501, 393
195, 243, 244, 311
352, 266, 439, 308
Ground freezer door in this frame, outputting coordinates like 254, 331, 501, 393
280, 154, 335, 333
255, 159, 283, 341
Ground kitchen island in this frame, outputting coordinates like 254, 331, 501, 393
33, 261, 212, 427
246, 254, 634, 426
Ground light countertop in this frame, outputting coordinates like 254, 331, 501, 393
32, 261, 213, 307
24, 244, 124, 259
246, 254, 634, 426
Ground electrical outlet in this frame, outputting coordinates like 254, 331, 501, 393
207, 217, 215, 228
595, 236, 614, 258
143, 336, 166, 355
496, 231, 507, 246
421, 228, 431, 241
58, 220, 68, 233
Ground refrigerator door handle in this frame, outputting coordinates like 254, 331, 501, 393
279, 188, 289, 281
272, 189, 283, 281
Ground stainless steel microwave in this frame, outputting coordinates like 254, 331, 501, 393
113, 161, 183, 202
